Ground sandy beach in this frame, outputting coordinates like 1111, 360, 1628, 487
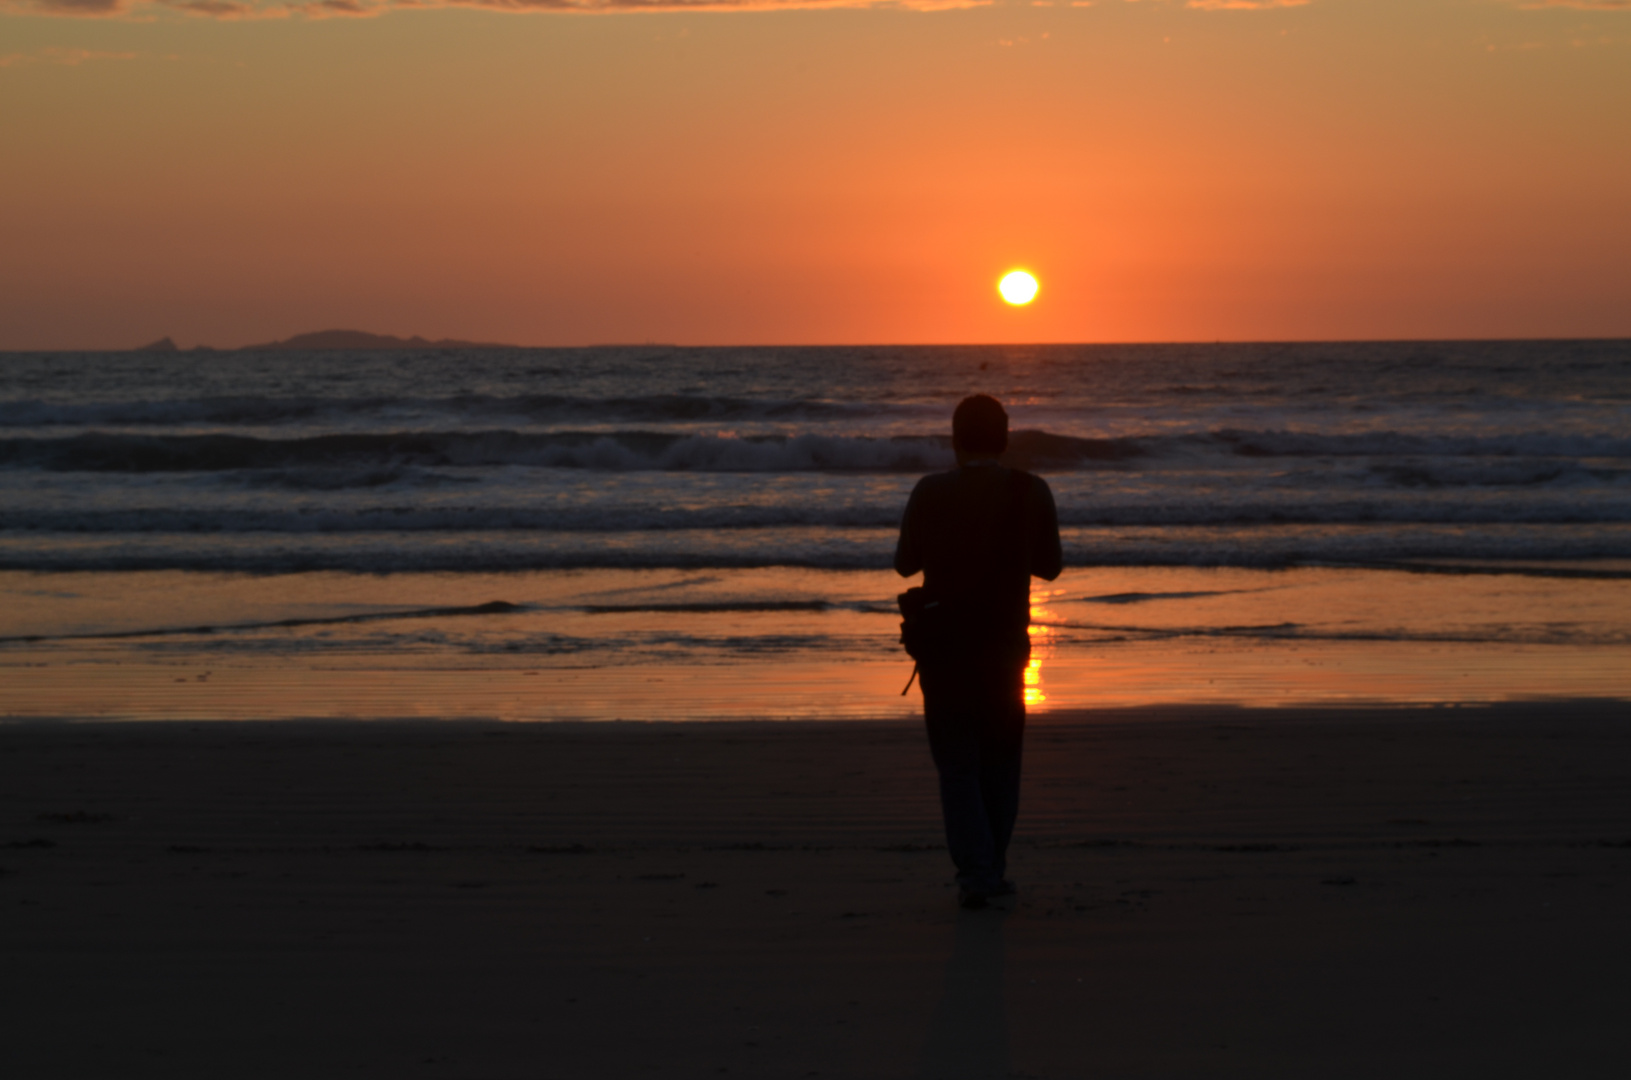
4, 702, 1629, 1078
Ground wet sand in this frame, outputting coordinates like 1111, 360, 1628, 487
4, 703, 1630, 1078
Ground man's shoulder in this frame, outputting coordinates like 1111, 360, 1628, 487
909, 469, 962, 498
1019, 468, 1053, 495
913, 466, 1049, 492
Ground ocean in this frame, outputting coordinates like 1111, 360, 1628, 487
3, 340, 1629, 720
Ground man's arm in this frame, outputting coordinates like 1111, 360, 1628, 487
1030, 476, 1063, 581
894, 481, 924, 578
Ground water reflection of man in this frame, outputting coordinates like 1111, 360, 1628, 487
895, 395, 1062, 909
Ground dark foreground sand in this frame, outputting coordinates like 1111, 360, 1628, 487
4, 703, 1630, 1079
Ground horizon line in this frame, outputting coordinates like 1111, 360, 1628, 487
5, 334, 1630, 354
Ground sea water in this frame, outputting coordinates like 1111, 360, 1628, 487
2, 341, 1628, 720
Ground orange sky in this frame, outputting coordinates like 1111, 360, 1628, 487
1, 0, 1627, 348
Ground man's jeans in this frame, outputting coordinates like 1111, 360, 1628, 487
920, 657, 1026, 893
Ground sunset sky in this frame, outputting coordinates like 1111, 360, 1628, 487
2, 0, 1627, 348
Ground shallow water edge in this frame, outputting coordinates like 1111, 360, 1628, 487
4, 565, 1627, 721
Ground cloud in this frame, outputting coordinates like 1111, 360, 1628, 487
291, 0, 382, 15
3, 0, 129, 15
160, 0, 288, 14
159, 0, 387, 13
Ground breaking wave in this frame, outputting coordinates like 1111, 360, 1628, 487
4, 427, 1628, 475
0, 393, 928, 430
0, 429, 1126, 473
1, 525, 1628, 573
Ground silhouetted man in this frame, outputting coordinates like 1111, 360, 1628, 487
895, 394, 1062, 909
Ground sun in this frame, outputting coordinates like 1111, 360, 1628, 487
999, 270, 1038, 306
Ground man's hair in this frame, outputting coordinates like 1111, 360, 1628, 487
952, 394, 1009, 456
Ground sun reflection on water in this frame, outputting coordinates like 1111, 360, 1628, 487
1025, 587, 1064, 708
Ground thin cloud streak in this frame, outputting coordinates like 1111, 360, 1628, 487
1516, 0, 1630, 8
441, 0, 987, 9
7, 0, 1214, 18
1123, 0, 1310, 9
0, 0, 969, 14
1185, 0, 1308, 9
0, 45, 138, 61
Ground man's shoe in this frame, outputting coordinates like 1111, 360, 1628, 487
958, 887, 989, 910
988, 879, 1016, 898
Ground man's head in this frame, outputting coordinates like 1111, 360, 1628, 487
952, 394, 1008, 458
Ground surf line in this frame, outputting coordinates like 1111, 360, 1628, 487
0, 600, 524, 645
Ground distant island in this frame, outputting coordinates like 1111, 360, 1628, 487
243, 330, 514, 351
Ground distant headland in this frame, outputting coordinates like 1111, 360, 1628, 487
131, 330, 514, 352
244, 330, 514, 351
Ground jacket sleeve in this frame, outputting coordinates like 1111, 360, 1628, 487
1030, 475, 1063, 581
